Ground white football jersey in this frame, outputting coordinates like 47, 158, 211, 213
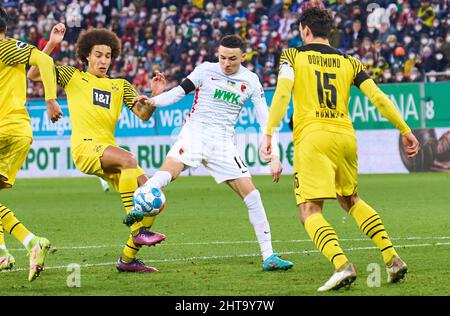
183, 62, 268, 138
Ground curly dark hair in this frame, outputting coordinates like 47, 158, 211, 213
300, 7, 333, 39
76, 28, 121, 64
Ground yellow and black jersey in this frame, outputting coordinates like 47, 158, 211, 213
267, 43, 410, 142
1, 38, 57, 137
56, 66, 138, 146
280, 43, 369, 140
0, 38, 35, 136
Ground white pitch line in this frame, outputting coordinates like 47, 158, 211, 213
2, 242, 450, 273
6, 236, 450, 252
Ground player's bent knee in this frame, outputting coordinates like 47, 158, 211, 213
121, 154, 138, 169
337, 193, 360, 212
299, 201, 323, 224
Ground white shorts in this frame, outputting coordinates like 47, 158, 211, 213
167, 128, 251, 183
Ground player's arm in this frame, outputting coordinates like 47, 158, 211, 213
353, 58, 420, 157
263, 49, 295, 157
138, 62, 206, 109
136, 78, 194, 109
252, 80, 283, 183
28, 49, 62, 123
125, 80, 157, 121
27, 23, 65, 82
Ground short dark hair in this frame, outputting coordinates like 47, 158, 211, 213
220, 35, 245, 51
0, 7, 8, 33
300, 7, 333, 39
76, 28, 121, 64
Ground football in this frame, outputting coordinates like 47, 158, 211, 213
133, 187, 166, 217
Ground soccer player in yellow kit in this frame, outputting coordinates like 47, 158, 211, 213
262, 8, 420, 291
0, 7, 62, 281
28, 24, 166, 272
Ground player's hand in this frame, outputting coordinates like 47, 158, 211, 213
270, 156, 283, 183
259, 135, 272, 163
46, 99, 63, 123
133, 95, 155, 107
401, 132, 420, 158
49, 23, 66, 45
150, 71, 166, 96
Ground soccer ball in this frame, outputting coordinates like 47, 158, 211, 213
133, 187, 166, 217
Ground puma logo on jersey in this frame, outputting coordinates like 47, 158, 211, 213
213, 89, 240, 105
211, 77, 220, 80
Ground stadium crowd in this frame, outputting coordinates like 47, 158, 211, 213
0, 0, 449, 98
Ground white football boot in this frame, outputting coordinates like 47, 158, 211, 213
318, 262, 357, 292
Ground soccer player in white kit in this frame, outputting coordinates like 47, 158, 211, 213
132, 35, 293, 271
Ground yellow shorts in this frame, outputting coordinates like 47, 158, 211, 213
293, 130, 358, 205
72, 142, 145, 192
0, 136, 32, 189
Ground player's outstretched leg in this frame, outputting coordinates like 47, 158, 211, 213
349, 199, 407, 283
244, 190, 293, 271
136, 170, 172, 194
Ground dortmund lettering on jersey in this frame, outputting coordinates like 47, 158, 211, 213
279, 44, 370, 140
55, 66, 138, 146
0, 38, 36, 137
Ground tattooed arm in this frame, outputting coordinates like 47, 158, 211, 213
126, 72, 165, 121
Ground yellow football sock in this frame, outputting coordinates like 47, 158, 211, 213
119, 169, 144, 232
119, 169, 145, 259
0, 221, 6, 255
142, 216, 155, 229
121, 235, 141, 262
0, 203, 34, 250
304, 213, 349, 270
349, 199, 398, 265
118, 169, 137, 214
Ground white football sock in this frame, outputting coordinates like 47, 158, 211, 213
22, 233, 35, 248
244, 190, 273, 261
145, 171, 172, 189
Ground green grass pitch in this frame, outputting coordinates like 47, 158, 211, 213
0, 173, 449, 296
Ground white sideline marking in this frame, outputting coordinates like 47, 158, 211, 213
2, 242, 450, 273
6, 236, 450, 252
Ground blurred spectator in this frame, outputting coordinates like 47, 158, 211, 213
416, 0, 435, 28
1, 0, 447, 98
